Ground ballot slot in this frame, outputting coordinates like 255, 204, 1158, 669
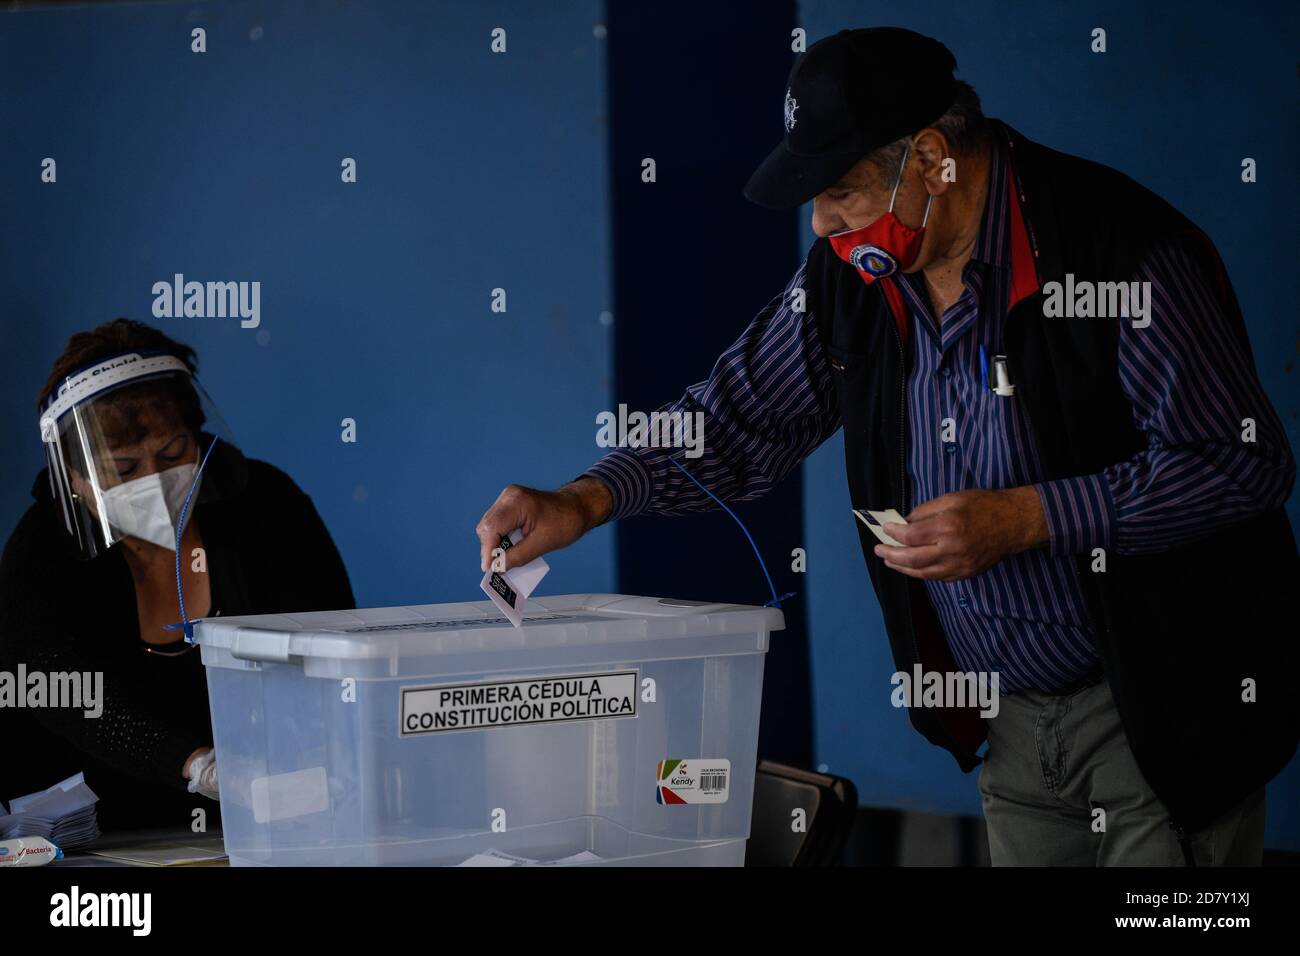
194, 594, 780, 867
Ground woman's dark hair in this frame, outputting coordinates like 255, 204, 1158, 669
40, 319, 206, 451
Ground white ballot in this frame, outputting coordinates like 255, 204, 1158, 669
480, 527, 550, 627
852, 508, 908, 547
455, 846, 603, 867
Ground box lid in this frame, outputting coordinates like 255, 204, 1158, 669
192, 593, 784, 665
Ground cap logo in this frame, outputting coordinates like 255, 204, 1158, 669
849, 244, 897, 278
783, 89, 799, 132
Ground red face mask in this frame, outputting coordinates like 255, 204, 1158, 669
828, 142, 933, 284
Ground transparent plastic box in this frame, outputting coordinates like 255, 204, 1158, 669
193, 594, 782, 866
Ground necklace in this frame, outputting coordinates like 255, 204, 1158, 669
141, 639, 200, 658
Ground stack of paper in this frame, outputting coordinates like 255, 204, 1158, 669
0, 773, 101, 851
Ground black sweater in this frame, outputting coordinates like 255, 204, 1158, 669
0, 444, 355, 832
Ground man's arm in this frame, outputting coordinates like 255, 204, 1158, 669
1033, 237, 1295, 557
476, 263, 842, 570
582, 263, 841, 520
874, 235, 1294, 581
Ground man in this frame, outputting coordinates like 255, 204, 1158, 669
476, 28, 1298, 865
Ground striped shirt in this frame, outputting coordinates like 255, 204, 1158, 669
585, 135, 1294, 694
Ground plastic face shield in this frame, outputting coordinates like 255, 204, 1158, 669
38, 352, 231, 561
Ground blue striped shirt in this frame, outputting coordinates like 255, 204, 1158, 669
584, 135, 1294, 694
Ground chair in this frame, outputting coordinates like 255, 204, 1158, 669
744, 760, 858, 866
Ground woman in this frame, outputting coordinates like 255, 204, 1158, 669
0, 319, 355, 832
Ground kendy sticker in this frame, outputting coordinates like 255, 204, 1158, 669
655, 758, 730, 805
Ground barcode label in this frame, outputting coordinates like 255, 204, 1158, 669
655, 758, 730, 805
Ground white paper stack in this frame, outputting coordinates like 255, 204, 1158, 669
0, 773, 101, 851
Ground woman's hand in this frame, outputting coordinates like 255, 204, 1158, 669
183, 747, 220, 801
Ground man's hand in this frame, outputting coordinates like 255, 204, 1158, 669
873, 487, 1048, 582
476, 477, 613, 572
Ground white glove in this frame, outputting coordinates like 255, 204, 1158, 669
186, 748, 220, 801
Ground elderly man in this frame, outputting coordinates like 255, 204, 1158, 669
477, 27, 1298, 865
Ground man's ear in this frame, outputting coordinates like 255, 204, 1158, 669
912, 128, 954, 196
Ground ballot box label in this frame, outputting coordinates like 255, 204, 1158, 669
655, 758, 731, 805
400, 670, 638, 736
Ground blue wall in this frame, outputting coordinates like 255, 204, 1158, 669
798, 1, 1300, 847
601, 2, 814, 769
0, 0, 615, 606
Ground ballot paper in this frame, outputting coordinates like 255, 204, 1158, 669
456, 847, 535, 867
550, 850, 602, 865
456, 847, 603, 867
852, 508, 908, 547
480, 528, 549, 628
85, 836, 227, 867
0, 772, 100, 851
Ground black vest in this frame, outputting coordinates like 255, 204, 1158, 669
805, 120, 1299, 832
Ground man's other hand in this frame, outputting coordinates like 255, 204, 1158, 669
872, 487, 1049, 582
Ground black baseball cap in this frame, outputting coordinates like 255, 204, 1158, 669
744, 27, 959, 210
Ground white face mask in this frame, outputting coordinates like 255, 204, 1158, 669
99, 462, 201, 551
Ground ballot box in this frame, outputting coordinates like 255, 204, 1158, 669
194, 594, 781, 866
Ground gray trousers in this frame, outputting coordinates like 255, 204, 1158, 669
978, 677, 1265, 865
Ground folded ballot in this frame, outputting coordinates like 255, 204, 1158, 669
852, 508, 908, 547
0, 772, 101, 851
480, 528, 550, 627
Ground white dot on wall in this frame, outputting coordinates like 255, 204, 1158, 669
250, 25, 264, 41
593, 24, 607, 40
255, 329, 271, 346
817, 763, 829, 773
353, 485, 368, 503
598, 311, 614, 327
